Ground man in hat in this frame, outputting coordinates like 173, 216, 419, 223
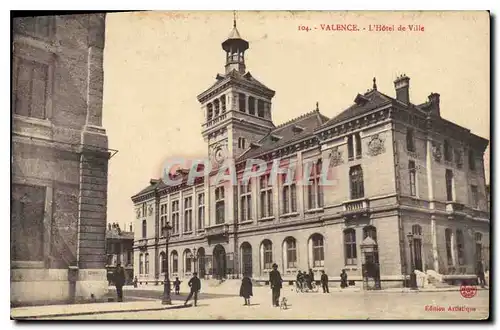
184, 272, 201, 307
113, 263, 126, 302
269, 263, 283, 307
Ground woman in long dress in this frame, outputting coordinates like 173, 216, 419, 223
239, 274, 253, 306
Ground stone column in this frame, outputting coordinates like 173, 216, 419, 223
426, 134, 439, 272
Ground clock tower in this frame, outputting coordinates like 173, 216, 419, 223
197, 17, 276, 168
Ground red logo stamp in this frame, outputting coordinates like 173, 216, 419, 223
460, 284, 477, 299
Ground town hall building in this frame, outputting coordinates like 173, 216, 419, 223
131, 20, 490, 288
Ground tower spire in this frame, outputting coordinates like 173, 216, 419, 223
373, 77, 377, 90
222, 13, 249, 74
233, 10, 236, 28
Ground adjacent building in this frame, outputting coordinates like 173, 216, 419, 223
131, 21, 490, 287
105, 223, 134, 285
11, 14, 110, 305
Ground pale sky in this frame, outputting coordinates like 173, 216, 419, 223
102, 11, 490, 228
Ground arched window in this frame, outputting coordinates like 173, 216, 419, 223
171, 250, 178, 273
412, 225, 422, 236
284, 237, 297, 269
261, 240, 273, 270
142, 220, 147, 238
363, 226, 377, 242
344, 229, 357, 265
349, 166, 364, 199
184, 249, 192, 273
144, 253, 149, 274
220, 95, 226, 113
160, 252, 166, 274
139, 253, 144, 274
241, 242, 253, 276
310, 234, 324, 267
445, 229, 453, 266
456, 229, 465, 265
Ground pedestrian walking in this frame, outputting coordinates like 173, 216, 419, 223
239, 274, 253, 306
309, 268, 315, 289
113, 263, 126, 302
184, 272, 201, 307
320, 270, 329, 293
269, 263, 283, 307
340, 269, 348, 289
174, 277, 181, 295
133, 276, 138, 288
476, 260, 487, 288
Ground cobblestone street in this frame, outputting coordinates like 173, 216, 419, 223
44, 287, 489, 320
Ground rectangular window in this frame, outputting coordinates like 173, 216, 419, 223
355, 133, 362, 159
248, 96, 255, 115
456, 230, 465, 265
445, 169, 454, 202
471, 185, 479, 209
259, 175, 273, 218
409, 160, 417, 197
197, 193, 205, 230
11, 183, 46, 261
444, 140, 452, 162
469, 150, 476, 171
171, 200, 180, 234
286, 240, 297, 268
13, 57, 49, 119
406, 128, 415, 152
263, 244, 273, 270
240, 181, 252, 221
239, 93, 246, 112
344, 229, 357, 265
307, 161, 323, 209
215, 187, 225, 224
350, 166, 365, 200
445, 229, 453, 266
160, 203, 168, 231
347, 135, 354, 160
257, 99, 265, 118
184, 196, 193, 232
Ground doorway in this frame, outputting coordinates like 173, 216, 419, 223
213, 244, 227, 280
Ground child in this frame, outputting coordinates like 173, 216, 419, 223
174, 277, 181, 295
239, 274, 253, 306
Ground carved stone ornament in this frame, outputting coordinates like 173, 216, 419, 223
136, 209, 141, 219
329, 147, 344, 167
432, 142, 442, 162
367, 134, 385, 157
148, 204, 154, 216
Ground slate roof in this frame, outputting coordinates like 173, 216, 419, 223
320, 89, 394, 128
239, 109, 329, 160
198, 70, 275, 102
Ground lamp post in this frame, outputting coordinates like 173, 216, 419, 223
407, 232, 418, 290
162, 223, 173, 305
192, 247, 197, 274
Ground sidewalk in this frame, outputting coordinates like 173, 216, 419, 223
11, 285, 489, 320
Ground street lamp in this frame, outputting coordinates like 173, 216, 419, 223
161, 223, 173, 305
407, 232, 418, 290
192, 247, 197, 274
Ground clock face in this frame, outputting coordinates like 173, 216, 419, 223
214, 147, 225, 164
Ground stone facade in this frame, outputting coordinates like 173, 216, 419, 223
11, 14, 109, 305
131, 23, 489, 288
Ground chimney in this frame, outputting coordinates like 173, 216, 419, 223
428, 93, 440, 116
129, 223, 133, 232
394, 74, 410, 104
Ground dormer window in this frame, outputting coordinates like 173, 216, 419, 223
270, 135, 282, 142
292, 125, 304, 134
354, 94, 369, 106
